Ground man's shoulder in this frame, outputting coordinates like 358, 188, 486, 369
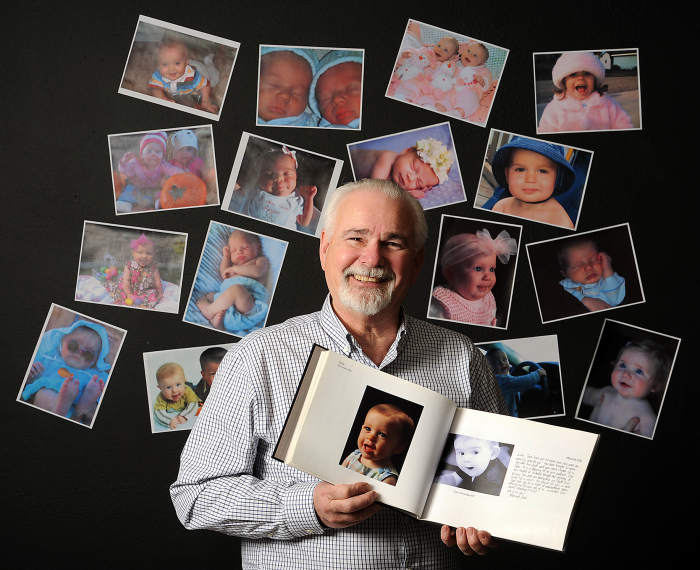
405, 313, 477, 348
232, 311, 324, 352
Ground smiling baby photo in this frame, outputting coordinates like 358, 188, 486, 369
429, 216, 522, 329
475, 129, 593, 229
575, 319, 679, 440
118, 15, 240, 120
534, 49, 641, 134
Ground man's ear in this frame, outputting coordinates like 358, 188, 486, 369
319, 229, 330, 271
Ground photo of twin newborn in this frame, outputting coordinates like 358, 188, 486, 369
386, 19, 508, 127
257, 45, 364, 129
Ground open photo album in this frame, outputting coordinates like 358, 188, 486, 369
274, 345, 600, 551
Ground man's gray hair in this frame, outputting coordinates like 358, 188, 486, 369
322, 179, 428, 249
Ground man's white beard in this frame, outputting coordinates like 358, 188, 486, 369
337, 265, 396, 316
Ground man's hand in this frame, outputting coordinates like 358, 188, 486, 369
313, 481, 382, 529
441, 525, 499, 556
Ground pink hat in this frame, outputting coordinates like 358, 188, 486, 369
139, 132, 167, 156
551, 52, 605, 88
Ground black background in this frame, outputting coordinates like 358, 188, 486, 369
6, 2, 688, 567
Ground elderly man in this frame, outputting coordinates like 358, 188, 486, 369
171, 179, 508, 569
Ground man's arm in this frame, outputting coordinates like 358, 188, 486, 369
170, 347, 324, 539
468, 344, 509, 415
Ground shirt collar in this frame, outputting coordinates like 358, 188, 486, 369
319, 294, 408, 369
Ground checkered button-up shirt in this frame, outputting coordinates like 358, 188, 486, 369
171, 295, 507, 569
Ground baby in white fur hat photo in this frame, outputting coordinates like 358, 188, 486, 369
534, 49, 640, 133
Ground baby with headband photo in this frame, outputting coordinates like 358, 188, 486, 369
228, 146, 317, 231
348, 123, 465, 209
430, 218, 520, 328
350, 136, 453, 200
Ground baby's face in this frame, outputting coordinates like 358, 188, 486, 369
141, 142, 164, 169
158, 45, 188, 81
391, 148, 439, 192
173, 146, 197, 167
445, 252, 497, 301
228, 233, 260, 266
433, 37, 458, 62
461, 43, 488, 67
257, 154, 297, 197
487, 350, 510, 376
561, 244, 602, 285
132, 242, 155, 267
258, 51, 313, 121
61, 328, 101, 370
357, 409, 406, 466
564, 70, 595, 100
158, 369, 187, 403
200, 361, 220, 388
504, 148, 558, 204
454, 436, 499, 478
612, 349, 660, 400
316, 62, 362, 125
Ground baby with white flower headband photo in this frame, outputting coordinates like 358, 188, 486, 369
349, 136, 452, 200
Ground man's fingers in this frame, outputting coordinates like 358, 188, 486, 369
314, 481, 382, 529
441, 526, 499, 556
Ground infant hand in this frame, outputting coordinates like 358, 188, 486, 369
407, 189, 426, 200
224, 266, 238, 278
598, 251, 613, 275
121, 151, 136, 163
581, 296, 612, 312
169, 418, 180, 430
537, 368, 547, 378
476, 75, 485, 87
223, 244, 231, 256
29, 361, 45, 380
200, 100, 219, 113
298, 185, 317, 201
176, 415, 188, 424
402, 51, 412, 59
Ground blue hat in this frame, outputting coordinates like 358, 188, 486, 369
491, 136, 576, 196
260, 46, 319, 76
308, 50, 363, 118
40, 319, 112, 372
